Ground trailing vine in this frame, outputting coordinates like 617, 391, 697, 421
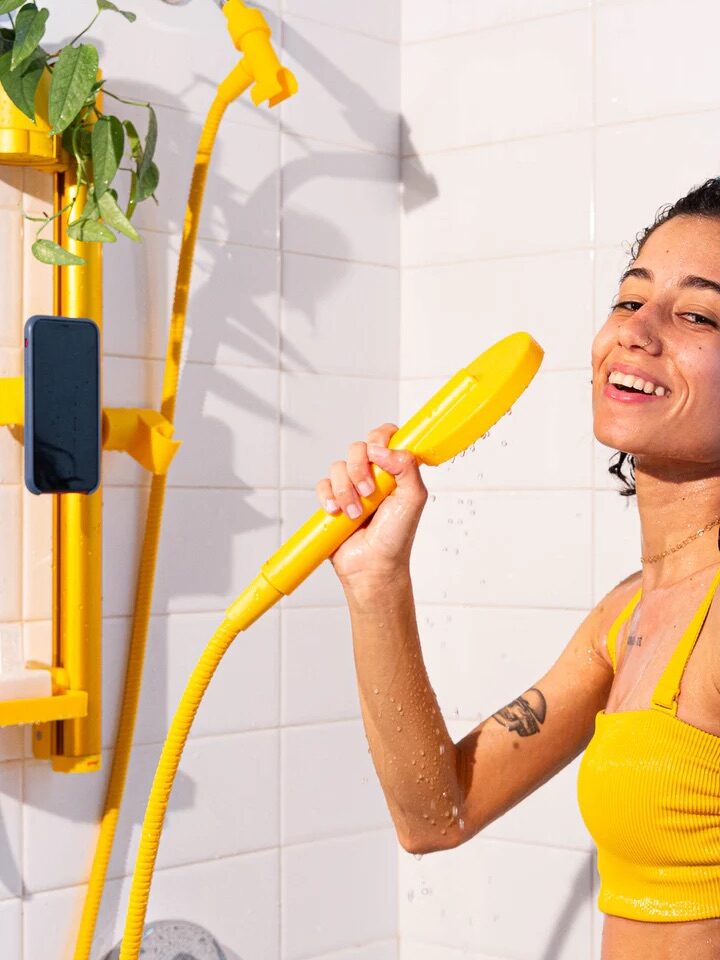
0, 0, 158, 265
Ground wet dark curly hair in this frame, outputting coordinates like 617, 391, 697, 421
609, 177, 720, 497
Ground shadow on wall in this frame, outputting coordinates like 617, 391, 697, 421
0, 12, 426, 948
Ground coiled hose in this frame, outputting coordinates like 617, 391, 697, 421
72, 60, 254, 960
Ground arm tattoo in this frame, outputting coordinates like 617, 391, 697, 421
491, 687, 547, 737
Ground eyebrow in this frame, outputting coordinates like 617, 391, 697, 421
620, 266, 720, 298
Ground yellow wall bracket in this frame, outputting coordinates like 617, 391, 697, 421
0, 385, 181, 478
102, 408, 181, 476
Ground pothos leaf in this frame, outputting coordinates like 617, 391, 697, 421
0, 47, 44, 120
97, 189, 140, 240
136, 160, 158, 203
138, 105, 156, 182
0, 0, 25, 14
48, 43, 99, 134
91, 114, 124, 197
123, 118, 141, 163
0, 28, 15, 55
97, 0, 136, 21
11, 4, 49, 71
68, 217, 116, 242
32, 239, 86, 266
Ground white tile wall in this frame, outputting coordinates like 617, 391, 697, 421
398, 839, 593, 958
402, 0, 590, 43
285, 0, 400, 42
281, 18, 400, 155
402, 11, 592, 155
282, 831, 397, 960
0, 4, 401, 960
403, 131, 593, 266
402, 250, 594, 377
596, 0, 720, 125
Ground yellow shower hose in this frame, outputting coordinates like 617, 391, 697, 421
71, 30, 291, 960
67, 5, 542, 958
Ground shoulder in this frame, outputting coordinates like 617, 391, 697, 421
591, 569, 643, 671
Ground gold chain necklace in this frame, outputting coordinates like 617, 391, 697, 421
641, 515, 720, 564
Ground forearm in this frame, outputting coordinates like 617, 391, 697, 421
342, 570, 464, 853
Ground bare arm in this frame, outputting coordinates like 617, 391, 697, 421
343, 569, 618, 853
317, 423, 623, 854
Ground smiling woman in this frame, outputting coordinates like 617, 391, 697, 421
313, 174, 720, 960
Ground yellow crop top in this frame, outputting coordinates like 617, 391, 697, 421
577, 565, 720, 922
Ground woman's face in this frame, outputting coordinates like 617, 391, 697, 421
592, 215, 720, 471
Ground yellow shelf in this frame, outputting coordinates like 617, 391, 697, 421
0, 690, 87, 727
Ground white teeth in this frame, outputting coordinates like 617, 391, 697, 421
608, 369, 668, 396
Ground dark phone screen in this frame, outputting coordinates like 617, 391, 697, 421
30, 317, 100, 493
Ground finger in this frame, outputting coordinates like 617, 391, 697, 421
346, 441, 375, 498
316, 478, 340, 513
366, 422, 399, 448
367, 445, 428, 501
330, 460, 363, 520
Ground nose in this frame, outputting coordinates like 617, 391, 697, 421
617, 307, 660, 353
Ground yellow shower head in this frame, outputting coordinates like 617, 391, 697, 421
226, 331, 544, 627
388, 331, 543, 466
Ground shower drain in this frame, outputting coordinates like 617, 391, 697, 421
103, 920, 227, 960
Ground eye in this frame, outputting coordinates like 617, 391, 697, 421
682, 312, 717, 328
611, 300, 643, 313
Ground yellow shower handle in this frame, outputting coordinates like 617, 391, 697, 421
117, 331, 543, 960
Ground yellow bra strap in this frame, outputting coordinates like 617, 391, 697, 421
607, 587, 642, 673
652, 564, 720, 716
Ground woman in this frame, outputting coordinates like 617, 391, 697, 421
316, 178, 720, 960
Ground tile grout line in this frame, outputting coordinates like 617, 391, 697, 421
278, 9, 286, 953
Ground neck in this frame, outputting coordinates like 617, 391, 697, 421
634, 459, 720, 590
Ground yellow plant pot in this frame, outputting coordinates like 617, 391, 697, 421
0, 69, 66, 169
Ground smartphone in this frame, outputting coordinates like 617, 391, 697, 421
24, 315, 101, 495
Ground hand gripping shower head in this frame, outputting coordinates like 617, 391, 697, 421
226, 331, 544, 630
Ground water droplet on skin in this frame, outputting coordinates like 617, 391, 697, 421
397, 704, 403, 712
441, 829, 447, 836
430, 819, 436, 826
414, 853, 423, 861
396, 725, 402, 732
451, 805, 459, 817
373, 687, 379, 694
420, 749, 425, 756
390, 697, 395, 703
459, 818, 465, 830
439, 744, 445, 755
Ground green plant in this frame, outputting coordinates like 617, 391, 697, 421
0, 0, 159, 265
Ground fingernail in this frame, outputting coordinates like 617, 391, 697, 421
357, 479, 374, 497
325, 498, 339, 513
347, 503, 362, 520
367, 444, 385, 458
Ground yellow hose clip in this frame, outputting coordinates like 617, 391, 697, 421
223, 0, 298, 106
102, 408, 182, 476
